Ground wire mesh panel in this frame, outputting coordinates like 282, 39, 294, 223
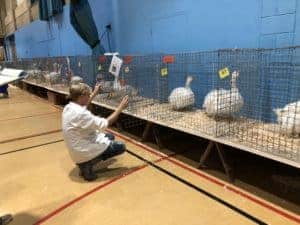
5, 46, 300, 165
164, 52, 225, 137
92, 54, 159, 128
227, 47, 300, 162
21, 55, 98, 92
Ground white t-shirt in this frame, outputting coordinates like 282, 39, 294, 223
62, 102, 110, 164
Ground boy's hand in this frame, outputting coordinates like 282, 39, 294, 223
93, 83, 102, 94
119, 95, 129, 110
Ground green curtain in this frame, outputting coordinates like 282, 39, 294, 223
70, 0, 105, 55
39, 0, 65, 21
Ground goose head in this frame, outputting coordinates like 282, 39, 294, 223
230, 71, 239, 89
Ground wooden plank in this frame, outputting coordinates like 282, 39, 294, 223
30, 2, 38, 21
5, 22, 15, 34
15, 11, 31, 29
0, 46, 4, 61
14, 0, 30, 18
4, 13, 14, 26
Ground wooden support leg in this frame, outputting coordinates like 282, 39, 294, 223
141, 122, 153, 142
198, 141, 214, 169
22, 82, 28, 91
215, 143, 234, 182
141, 122, 163, 149
198, 141, 234, 182
152, 125, 163, 149
116, 121, 124, 131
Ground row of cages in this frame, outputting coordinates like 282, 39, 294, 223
1, 47, 300, 164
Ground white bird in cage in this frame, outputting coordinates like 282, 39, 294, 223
26, 62, 44, 83
203, 71, 244, 117
44, 63, 62, 85
96, 74, 114, 93
110, 77, 138, 99
26, 69, 44, 83
168, 76, 195, 110
273, 101, 300, 137
70, 76, 84, 85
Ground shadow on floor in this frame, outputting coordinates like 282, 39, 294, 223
9, 212, 39, 225
69, 157, 140, 183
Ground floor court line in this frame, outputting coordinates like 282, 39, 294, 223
0, 139, 64, 156
126, 149, 267, 225
33, 151, 178, 224
0, 129, 62, 144
108, 129, 300, 224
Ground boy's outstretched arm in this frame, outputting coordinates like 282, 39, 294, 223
107, 96, 129, 126
87, 83, 101, 106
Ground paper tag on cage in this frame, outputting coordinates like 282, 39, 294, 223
98, 65, 102, 71
218, 67, 230, 79
161, 68, 168, 76
109, 55, 123, 77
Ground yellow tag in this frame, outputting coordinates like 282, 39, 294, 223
219, 67, 230, 79
98, 65, 102, 71
161, 68, 168, 76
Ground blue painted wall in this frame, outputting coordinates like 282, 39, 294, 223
113, 0, 300, 55
260, 0, 299, 48
113, 0, 262, 54
12, 0, 300, 57
15, 0, 114, 58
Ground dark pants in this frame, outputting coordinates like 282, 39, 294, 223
77, 133, 126, 180
0, 84, 8, 95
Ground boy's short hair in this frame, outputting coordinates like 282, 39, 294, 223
68, 83, 91, 101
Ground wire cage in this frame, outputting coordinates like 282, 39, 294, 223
93, 54, 163, 128
226, 47, 300, 162
6, 46, 300, 164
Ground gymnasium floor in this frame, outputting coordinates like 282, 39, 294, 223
0, 87, 299, 225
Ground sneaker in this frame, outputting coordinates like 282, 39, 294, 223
79, 164, 97, 181
93, 158, 116, 172
0, 214, 13, 225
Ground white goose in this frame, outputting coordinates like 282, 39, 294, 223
273, 101, 300, 137
203, 71, 244, 117
44, 63, 62, 85
168, 76, 195, 110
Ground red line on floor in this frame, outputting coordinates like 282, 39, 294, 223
108, 129, 300, 224
34, 165, 148, 225
34, 151, 175, 224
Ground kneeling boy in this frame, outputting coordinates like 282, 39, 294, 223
62, 83, 128, 181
